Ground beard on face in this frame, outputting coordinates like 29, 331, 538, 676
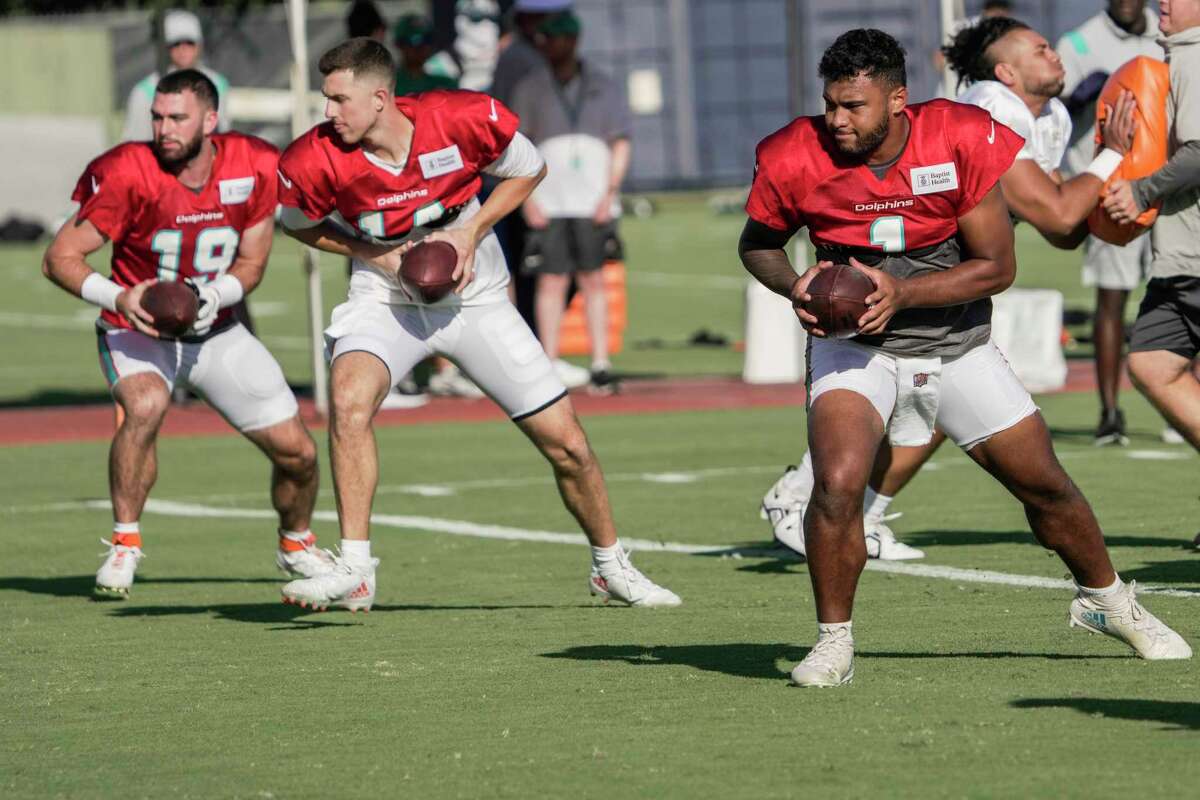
1030, 75, 1066, 101
834, 114, 890, 157
153, 127, 205, 167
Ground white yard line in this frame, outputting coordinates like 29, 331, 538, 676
130, 498, 1200, 600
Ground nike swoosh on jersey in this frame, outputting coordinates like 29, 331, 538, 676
91, 176, 100, 193
987, 121, 995, 144
277, 169, 293, 189
488, 98, 499, 123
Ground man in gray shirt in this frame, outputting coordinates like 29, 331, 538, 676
1104, 0, 1200, 475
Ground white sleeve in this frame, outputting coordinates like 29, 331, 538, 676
961, 84, 1037, 160
483, 131, 545, 178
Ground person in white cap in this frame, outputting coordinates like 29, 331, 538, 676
122, 9, 231, 142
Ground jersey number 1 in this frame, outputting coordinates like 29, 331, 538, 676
869, 216, 905, 253
151, 227, 240, 282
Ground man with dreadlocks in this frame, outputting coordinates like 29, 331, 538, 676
756, 16, 1138, 568
739, 28, 1189, 688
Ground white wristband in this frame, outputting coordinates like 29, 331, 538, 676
210, 274, 245, 309
80, 272, 123, 312
1085, 148, 1124, 182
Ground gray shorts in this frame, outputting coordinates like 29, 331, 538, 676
524, 218, 614, 275
1130, 276, 1200, 360
1081, 234, 1151, 291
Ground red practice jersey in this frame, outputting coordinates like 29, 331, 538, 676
746, 99, 1023, 357
277, 90, 519, 241
746, 99, 1021, 251
72, 133, 279, 332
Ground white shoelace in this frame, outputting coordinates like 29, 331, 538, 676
801, 631, 854, 672
98, 538, 144, 561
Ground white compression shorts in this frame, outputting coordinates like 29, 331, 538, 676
325, 298, 567, 420
96, 323, 299, 432
1081, 234, 1152, 291
807, 337, 1038, 450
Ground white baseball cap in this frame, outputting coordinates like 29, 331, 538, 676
163, 10, 203, 45
514, 0, 571, 12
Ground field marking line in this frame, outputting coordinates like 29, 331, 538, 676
136, 499, 1200, 600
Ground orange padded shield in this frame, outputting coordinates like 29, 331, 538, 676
1088, 56, 1170, 245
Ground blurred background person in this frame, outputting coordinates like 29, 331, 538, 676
511, 10, 630, 392
122, 9, 230, 142
392, 13, 458, 95
346, 0, 387, 41
1057, 0, 1165, 445
490, 0, 569, 106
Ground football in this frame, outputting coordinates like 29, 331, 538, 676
141, 280, 199, 337
803, 263, 874, 338
401, 240, 459, 303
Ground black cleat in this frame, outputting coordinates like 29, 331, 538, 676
1093, 407, 1129, 446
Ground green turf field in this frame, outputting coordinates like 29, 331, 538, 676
0, 193, 1136, 405
2, 392, 1197, 797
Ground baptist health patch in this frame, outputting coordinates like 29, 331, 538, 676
219, 176, 255, 205
909, 162, 958, 196
419, 145, 465, 179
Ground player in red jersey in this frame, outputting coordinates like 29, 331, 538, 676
274, 38, 679, 611
739, 29, 1189, 686
42, 70, 331, 598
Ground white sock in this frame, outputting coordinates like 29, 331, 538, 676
278, 528, 313, 543
591, 541, 622, 567
113, 521, 140, 535
864, 491, 893, 523
817, 621, 852, 640
340, 538, 372, 565
1078, 576, 1123, 600
591, 358, 611, 372
785, 451, 816, 499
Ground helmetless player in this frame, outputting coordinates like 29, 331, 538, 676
42, 70, 332, 597
759, 16, 1136, 563
275, 38, 679, 611
739, 29, 1189, 687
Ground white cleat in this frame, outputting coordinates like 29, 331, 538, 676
589, 550, 682, 607
95, 539, 144, 598
553, 358, 591, 389
276, 539, 339, 579
761, 465, 808, 556
865, 519, 925, 560
790, 627, 855, 687
1069, 581, 1192, 660
1162, 426, 1185, 445
428, 365, 486, 399
281, 553, 377, 613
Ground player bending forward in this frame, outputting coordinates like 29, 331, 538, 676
759, 16, 1138, 562
275, 38, 679, 610
739, 29, 1189, 687
42, 70, 331, 597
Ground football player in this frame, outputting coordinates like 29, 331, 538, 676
760, 16, 1137, 562
274, 38, 679, 611
739, 28, 1189, 687
42, 70, 331, 598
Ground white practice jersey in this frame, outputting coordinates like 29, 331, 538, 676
957, 80, 1071, 175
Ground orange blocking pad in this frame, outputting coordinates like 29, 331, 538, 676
557, 261, 627, 357
1088, 56, 1170, 245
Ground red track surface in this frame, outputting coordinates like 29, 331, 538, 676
0, 360, 1109, 446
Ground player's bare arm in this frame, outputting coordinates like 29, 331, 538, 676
43, 214, 158, 337
737, 219, 831, 335
856, 184, 1016, 335
426, 163, 547, 292
998, 90, 1136, 238
281, 218, 408, 276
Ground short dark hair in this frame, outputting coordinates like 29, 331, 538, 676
156, 68, 219, 111
818, 29, 907, 89
318, 37, 396, 90
983, 0, 1013, 11
942, 16, 1030, 89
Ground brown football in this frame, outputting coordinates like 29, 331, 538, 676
141, 281, 199, 337
400, 240, 459, 303
804, 263, 874, 338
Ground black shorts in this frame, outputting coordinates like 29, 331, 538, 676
1129, 276, 1200, 359
523, 218, 615, 275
